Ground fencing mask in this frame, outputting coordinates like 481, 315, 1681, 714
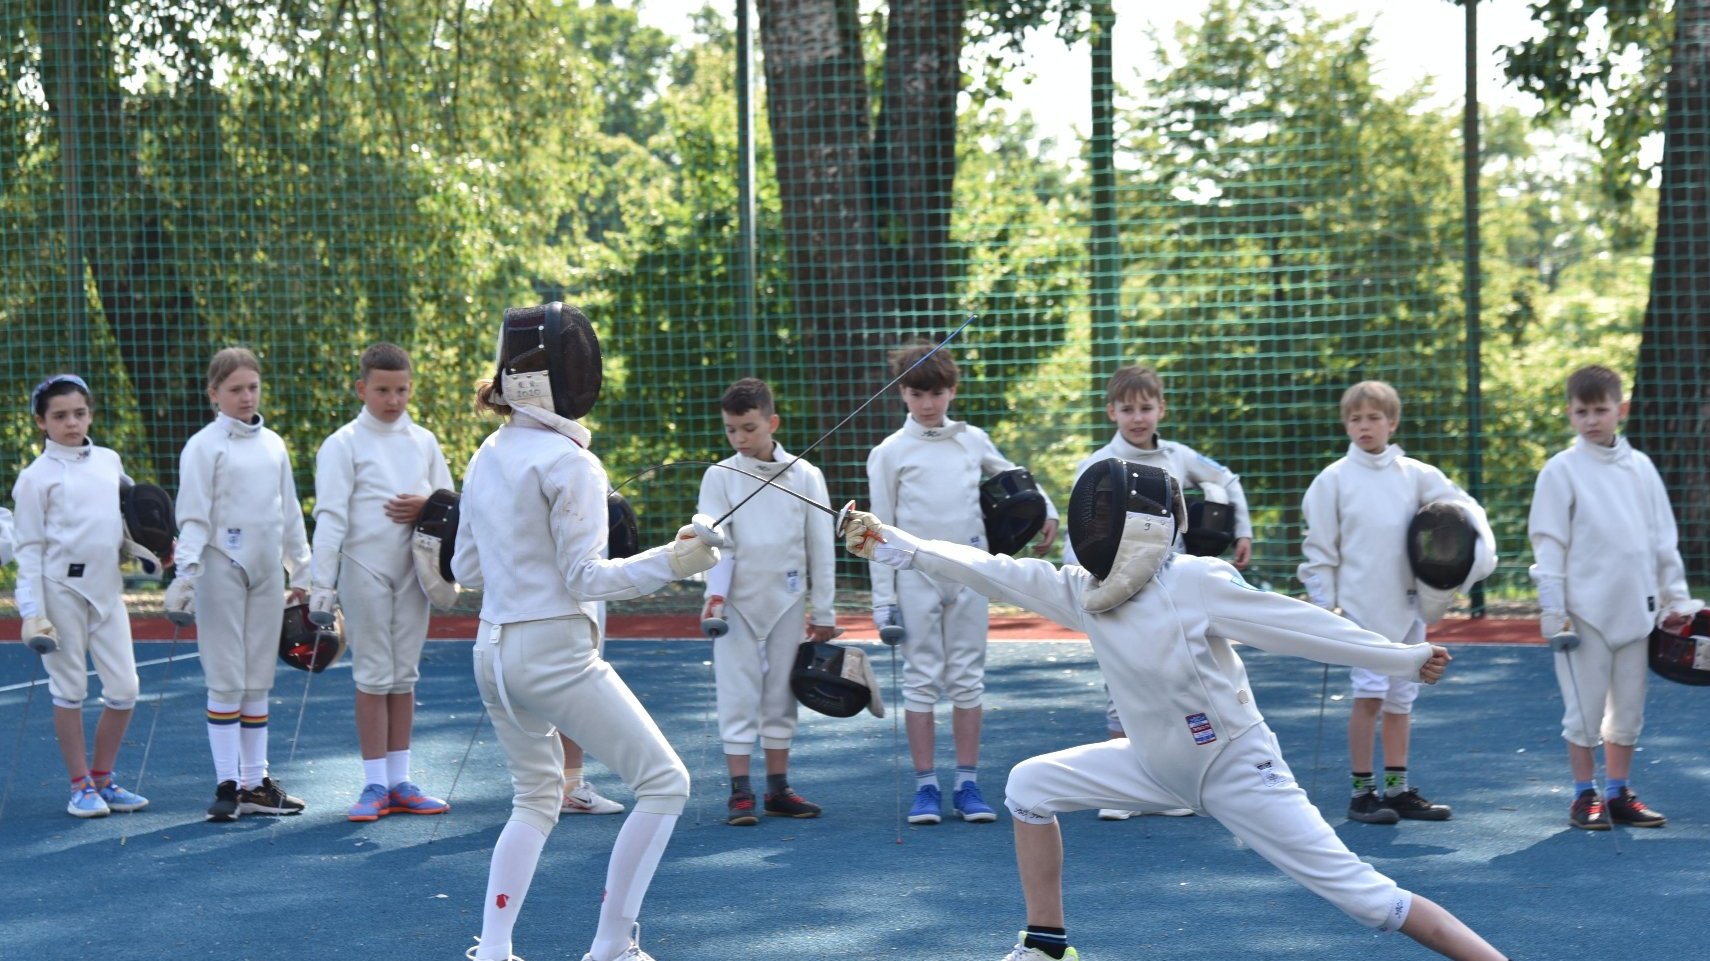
1183, 481, 1235, 558
608, 490, 641, 559
980, 467, 1048, 556
412, 489, 461, 609
1409, 500, 1480, 624
1649, 611, 1710, 687
791, 641, 885, 718
280, 603, 346, 673
119, 480, 176, 575
1069, 458, 1184, 613
491, 301, 602, 420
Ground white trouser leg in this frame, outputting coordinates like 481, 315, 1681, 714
476, 820, 549, 960
588, 810, 678, 961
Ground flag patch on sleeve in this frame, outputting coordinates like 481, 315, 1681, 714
1186, 712, 1216, 745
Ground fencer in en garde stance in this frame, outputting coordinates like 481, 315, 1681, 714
843, 459, 1511, 961
453, 303, 722, 961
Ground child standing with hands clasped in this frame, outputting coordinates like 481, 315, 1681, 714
12, 374, 153, 817
1528, 365, 1700, 829
697, 378, 838, 825
311, 343, 455, 821
165, 347, 313, 822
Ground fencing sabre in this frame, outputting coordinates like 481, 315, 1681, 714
121, 610, 191, 846
429, 705, 489, 845
269, 597, 321, 846
879, 611, 907, 843
0, 628, 59, 828
695, 613, 725, 826
1307, 663, 1330, 800
1551, 631, 1621, 851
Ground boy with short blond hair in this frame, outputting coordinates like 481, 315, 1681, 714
867, 342, 1058, 825
1528, 364, 1700, 829
696, 377, 838, 824
1299, 380, 1494, 825
311, 342, 456, 821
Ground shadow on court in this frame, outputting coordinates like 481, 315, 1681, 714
2, 637, 1705, 960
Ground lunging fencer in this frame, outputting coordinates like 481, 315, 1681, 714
454, 302, 721, 961
842, 459, 1509, 961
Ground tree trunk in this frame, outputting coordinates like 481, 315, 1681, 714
1630, 0, 1710, 572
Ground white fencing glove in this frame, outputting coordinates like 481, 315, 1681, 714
701, 595, 728, 639
842, 510, 921, 569
22, 615, 58, 654
163, 576, 197, 626
873, 604, 901, 633
1540, 610, 1568, 640
308, 588, 338, 627
667, 521, 721, 578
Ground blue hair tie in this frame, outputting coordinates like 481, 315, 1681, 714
31, 374, 90, 413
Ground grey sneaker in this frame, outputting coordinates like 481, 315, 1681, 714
1347, 790, 1400, 824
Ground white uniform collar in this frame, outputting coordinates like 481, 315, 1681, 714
1107, 432, 1168, 459
217, 412, 264, 437
43, 437, 93, 462
511, 403, 593, 448
1345, 442, 1402, 470
736, 443, 795, 476
1573, 433, 1631, 464
903, 414, 965, 440
357, 407, 413, 435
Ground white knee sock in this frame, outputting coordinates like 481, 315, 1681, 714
587, 811, 678, 961
386, 749, 411, 787
477, 820, 550, 960
239, 698, 269, 788
206, 698, 241, 784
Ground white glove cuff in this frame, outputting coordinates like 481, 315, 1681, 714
872, 525, 922, 571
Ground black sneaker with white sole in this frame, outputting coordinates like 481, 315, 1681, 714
238, 777, 306, 816
1606, 787, 1666, 827
1569, 788, 1610, 830
1380, 787, 1453, 821
207, 780, 241, 822
1347, 790, 1400, 824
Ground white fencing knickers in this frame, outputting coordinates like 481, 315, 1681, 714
713, 597, 806, 756
1555, 621, 1648, 748
896, 569, 988, 712
339, 553, 431, 695
195, 550, 285, 703
39, 578, 139, 711
1002, 724, 1412, 933
472, 615, 689, 835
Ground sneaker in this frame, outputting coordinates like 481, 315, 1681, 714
908, 784, 943, 825
348, 783, 391, 822
238, 776, 306, 816
96, 780, 149, 813
1158, 807, 1194, 816
764, 787, 822, 819
562, 780, 625, 815
386, 780, 450, 815
1606, 787, 1666, 827
1097, 808, 1133, 821
1347, 790, 1400, 824
207, 780, 240, 822
579, 922, 656, 961
1380, 787, 1452, 821
1569, 788, 1610, 830
464, 938, 523, 961
67, 783, 111, 818
954, 782, 998, 822
727, 790, 759, 826
1001, 932, 1081, 961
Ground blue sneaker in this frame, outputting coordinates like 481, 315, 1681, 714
386, 780, 450, 816
953, 782, 997, 822
97, 781, 149, 812
348, 783, 391, 822
68, 783, 111, 819
908, 784, 942, 825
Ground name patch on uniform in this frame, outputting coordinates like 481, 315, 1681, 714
1186, 712, 1216, 745
67, 563, 85, 578
786, 569, 801, 593
1255, 760, 1291, 788
224, 528, 243, 552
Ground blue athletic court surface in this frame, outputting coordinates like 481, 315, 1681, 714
2, 635, 1705, 960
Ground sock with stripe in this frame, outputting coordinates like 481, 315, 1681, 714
915, 770, 938, 791
955, 766, 978, 790
207, 699, 242, 784
1383, 766, 1408, 797
89, 768, 112, 788
238, 698, 269, 789
1023, 926, 1068, 960
1350, 772, 1375, 797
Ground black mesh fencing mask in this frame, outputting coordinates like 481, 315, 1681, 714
493, 301, 602, 419
791, 641, 885, 718
119, 481, 176, 561
608, 490, 641, 559
1649, 610, 1710, 687
980, 467, 1048, 556
280, 603, 346, 673
1183, 484, 1235, 558
1408, 500, 1478, 591
1068, 458, 1183, 582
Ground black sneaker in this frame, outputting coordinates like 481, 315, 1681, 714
1569, 788, 1610, 830
727, 790, 759, 826
763, 787, 822, 819
1381, 787, 1453, 821
207, 780, 240, 822
1606, 787, 1666, 827
238, 777, 306, 816
1347, 790, 1400, 824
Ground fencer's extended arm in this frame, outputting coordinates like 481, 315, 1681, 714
892, 528, 1089, 634
1296, 472, 1340, 609
10, 473, 47, 619
1196, 567, 1432, 679
173, 435, 217, 578
279, 441, 312, 592
550, 451, 713, 599
310, 433, 353, 592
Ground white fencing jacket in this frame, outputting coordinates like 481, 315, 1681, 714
11, 440, 129, 620
866, 414, 1057, 609
451, 419, 684, 626
696, 444, 836, 636
312, 409, 454, 589
1297, 444, 1487, 643
901, 543, 1431, 807
1064, 432, 1253, 566
1528, 435, 1695, 642
173, 413, 310, 589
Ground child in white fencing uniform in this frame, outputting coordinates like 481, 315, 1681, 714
842, 459, 1508, 961
12, 374, 150, 817
697, 377, 837, 825
165, 347, 312, 822
454, 303, 721, 961
311, 342, 456, 821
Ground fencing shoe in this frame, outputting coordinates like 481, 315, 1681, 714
387, 780, 450, 815
1347, 789, 1400, 824
1001, 932, 1080, 961
348, 783, 390, 822
562, 780, 625, 815
1569, 788, 1611, 830
68, 782, 111, 818
580, 923, 656, 961
727, 790, 759, 826
96, 780, 149, 813
207, 780, 240, 822
238, 777, 306, 816
763, 786, 822, 819
908, 784, 943, 825
1381, 787, 1452, 820
1606, 787, 1666, 827
954, 782, 998, 822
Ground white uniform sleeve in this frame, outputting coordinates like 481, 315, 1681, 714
173, 434, 216, 578
548, 452, 681, 599
696, 465, 737, 599
280, 443, 312, 591
866, 444, 901, 609
0, 505, 14, 567
1641, 458, 1696, 616
11, 473, 47, 618
1527, 460, 1571, 615
310, 432, 352, 592
804, 464, 837, 626
909, 537, 1088, 633
428, 434, 455, 493
1296, 470, 1340, 609
1197, 565, 1433, 678
450, 450, 483, 588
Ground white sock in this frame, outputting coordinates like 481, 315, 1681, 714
206, 698, 241, 784
238, 698, 269, 788
564, 766, 584, 790
386, 749, 411, 787
955, 766, 978, 789
362, 757, 388, 788
914, 770, 938, 791
588, 811, 678, 961
477, 820, 550, 960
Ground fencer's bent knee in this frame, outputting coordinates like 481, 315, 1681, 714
631, 756, 690, 816
1004, 793, 1057, 825
1002, 756, 1058, 822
